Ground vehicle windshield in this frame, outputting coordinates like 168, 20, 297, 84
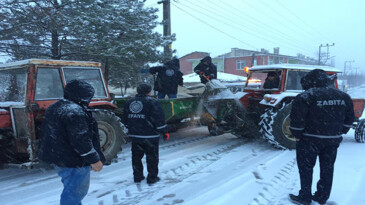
246, 70, 281, 90
286, 70, 309, 90
63, 67, 108, 99
0, 68, 27, 102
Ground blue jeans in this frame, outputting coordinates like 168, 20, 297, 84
157, 92, 177, 99
54, 166, 91, 205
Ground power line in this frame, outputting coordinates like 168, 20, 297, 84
239, 0, 319, 47
196, 0, 315, 55
274, 0, 332, 43
213, 0, 312, 46
171, 2, 258, 50
176, 0, 315, 55
254, 0, 320, 44
273, 0, 346, 56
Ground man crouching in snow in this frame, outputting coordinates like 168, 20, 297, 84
289, 69, 354, 205
38, 79, 105, 205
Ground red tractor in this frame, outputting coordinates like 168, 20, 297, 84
0, 59, 125, 165
203, 64, 365, 149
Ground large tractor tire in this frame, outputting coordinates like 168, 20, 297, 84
355, 119, 365, 143
93, 110, 126, 163
0, 137, 13, 164
259, 102, 296, 149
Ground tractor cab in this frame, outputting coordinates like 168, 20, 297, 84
0, 59, 124, 165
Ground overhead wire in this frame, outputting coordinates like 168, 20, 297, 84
274, 0, 331, 42
252, 0, 320, 44
213, 0, 314, 47
176, 0, 315, 56
201, 0, 316, 55
273, 0, 346, 56
171, 2, 258, 50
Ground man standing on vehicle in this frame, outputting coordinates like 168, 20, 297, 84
38, 79, 105, 205
149, 57, 183, 99
289, 69, 354, 205
194, 56, 217, 84
122, 83, 169, 184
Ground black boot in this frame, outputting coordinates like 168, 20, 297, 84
312, 195, 326, 205
134, 176, 145, 183
147, 176, 160, 184
289, 194, 311, 205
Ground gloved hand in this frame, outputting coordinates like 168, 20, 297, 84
195, 70, 201, 74
163, 133, 170, 141
342, 126, 351, 134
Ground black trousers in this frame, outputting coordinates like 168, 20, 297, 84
296, 137, 342, 203
131, 137, 160, 181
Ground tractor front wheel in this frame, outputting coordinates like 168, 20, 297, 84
259, 102, 296, 149
93, 110, 126, 163
355, 119, 365, 143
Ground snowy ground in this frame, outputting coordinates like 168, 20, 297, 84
0, 86, 364, 205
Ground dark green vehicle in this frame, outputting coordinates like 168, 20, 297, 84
113, 96, 201, 132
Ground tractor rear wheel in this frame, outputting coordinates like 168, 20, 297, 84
259, 102, 296, 149
355, 119, 365, 143
93, 110, 126, 164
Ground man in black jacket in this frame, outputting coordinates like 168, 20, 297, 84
263, 71, 280, 89
122, 83, 169, 184
194, 56, 217, 84
38, 79, 105, 205
149, 58, 183, 99
289, 69, 354, 205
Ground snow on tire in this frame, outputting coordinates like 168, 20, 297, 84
93, 110, 126, 163
259, 102, 296, 149
355, 119, 365, 143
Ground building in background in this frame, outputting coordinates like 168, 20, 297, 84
179, 47, 316, 77
179, 51, 209, 74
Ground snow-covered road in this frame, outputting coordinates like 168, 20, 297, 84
1, 85, 364, 205
1, 125, 365, 205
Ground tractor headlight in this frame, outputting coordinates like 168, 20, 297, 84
264, 94, 277, 104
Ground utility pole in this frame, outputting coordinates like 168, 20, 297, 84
318, 43, 335, 65
158, 0, 171, 60
344, 60, 354, 76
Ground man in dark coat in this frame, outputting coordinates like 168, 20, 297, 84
194, 56, 217, 84
149, 58, 183, 99
122, 83, 169, 184
38, 79, 105, 205
289, 69, 354, 205
263, 71, 280, 89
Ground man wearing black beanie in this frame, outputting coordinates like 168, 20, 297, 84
122, 83, 169, 184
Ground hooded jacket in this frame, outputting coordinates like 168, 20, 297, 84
193, 56, 217, 84
122, 94, 168, 138
149, 58, 183, 94
290, 69, 354, 139
38, 80, 105, 167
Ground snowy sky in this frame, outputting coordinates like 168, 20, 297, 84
1, 0, 364, 75
146, 0, 365, 74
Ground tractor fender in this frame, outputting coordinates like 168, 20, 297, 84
89, 101, 118, 110
259, 92, 300, 107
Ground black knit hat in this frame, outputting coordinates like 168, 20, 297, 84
64, 79, 95, 105
267, 71, 276, 77
201, 56, 212, 64
301, 69, 330, 90
137, 83, 152, 95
